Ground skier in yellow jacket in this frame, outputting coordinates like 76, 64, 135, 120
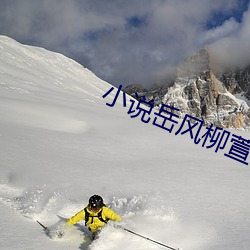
67, 195, 121, 238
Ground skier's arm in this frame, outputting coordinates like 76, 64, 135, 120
67, 209, 85, 225
104, 207, 122, 222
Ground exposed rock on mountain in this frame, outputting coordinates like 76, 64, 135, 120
218, 66, 250, 100
123, 49, 250, 129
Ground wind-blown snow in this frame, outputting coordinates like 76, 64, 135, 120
0, 36, 250, 250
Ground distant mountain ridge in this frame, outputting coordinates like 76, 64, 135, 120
123, 49, 250, 129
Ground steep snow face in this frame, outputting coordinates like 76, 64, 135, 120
0, 35, 118, 105
0, 35, 117, 134
0, 36, 250, 250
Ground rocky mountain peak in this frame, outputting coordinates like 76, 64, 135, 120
124, 49, 250, 129
177, 48, 210, 78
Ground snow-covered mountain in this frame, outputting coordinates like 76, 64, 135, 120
0, 36, 250, 250
124, 49, 250, 129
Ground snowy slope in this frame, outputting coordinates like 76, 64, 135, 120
0, 36, 250, 250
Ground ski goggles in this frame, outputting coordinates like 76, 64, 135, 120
89, 205, 101, 212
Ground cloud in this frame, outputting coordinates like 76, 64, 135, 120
200, 18, 240, 45
0, 0, 249, 87
209, 4, 250, 69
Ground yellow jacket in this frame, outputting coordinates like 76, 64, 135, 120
67, 206, 121, 233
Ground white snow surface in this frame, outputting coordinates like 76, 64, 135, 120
0, 35, 250, 250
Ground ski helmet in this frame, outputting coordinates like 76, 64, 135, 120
89, 195, 104, 210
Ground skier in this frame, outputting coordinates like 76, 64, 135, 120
66, 194, 121, 239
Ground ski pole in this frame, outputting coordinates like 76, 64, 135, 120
37, 220, 48, 231
122, 227, 180, 250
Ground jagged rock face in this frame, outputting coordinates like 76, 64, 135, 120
123, 84, 147, 95
123, 83, 169, 106
218, 66, 250, 100
163, 49, 250, 129
124, 49, 250, 129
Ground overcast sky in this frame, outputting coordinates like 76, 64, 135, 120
0, 0, 249, 88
